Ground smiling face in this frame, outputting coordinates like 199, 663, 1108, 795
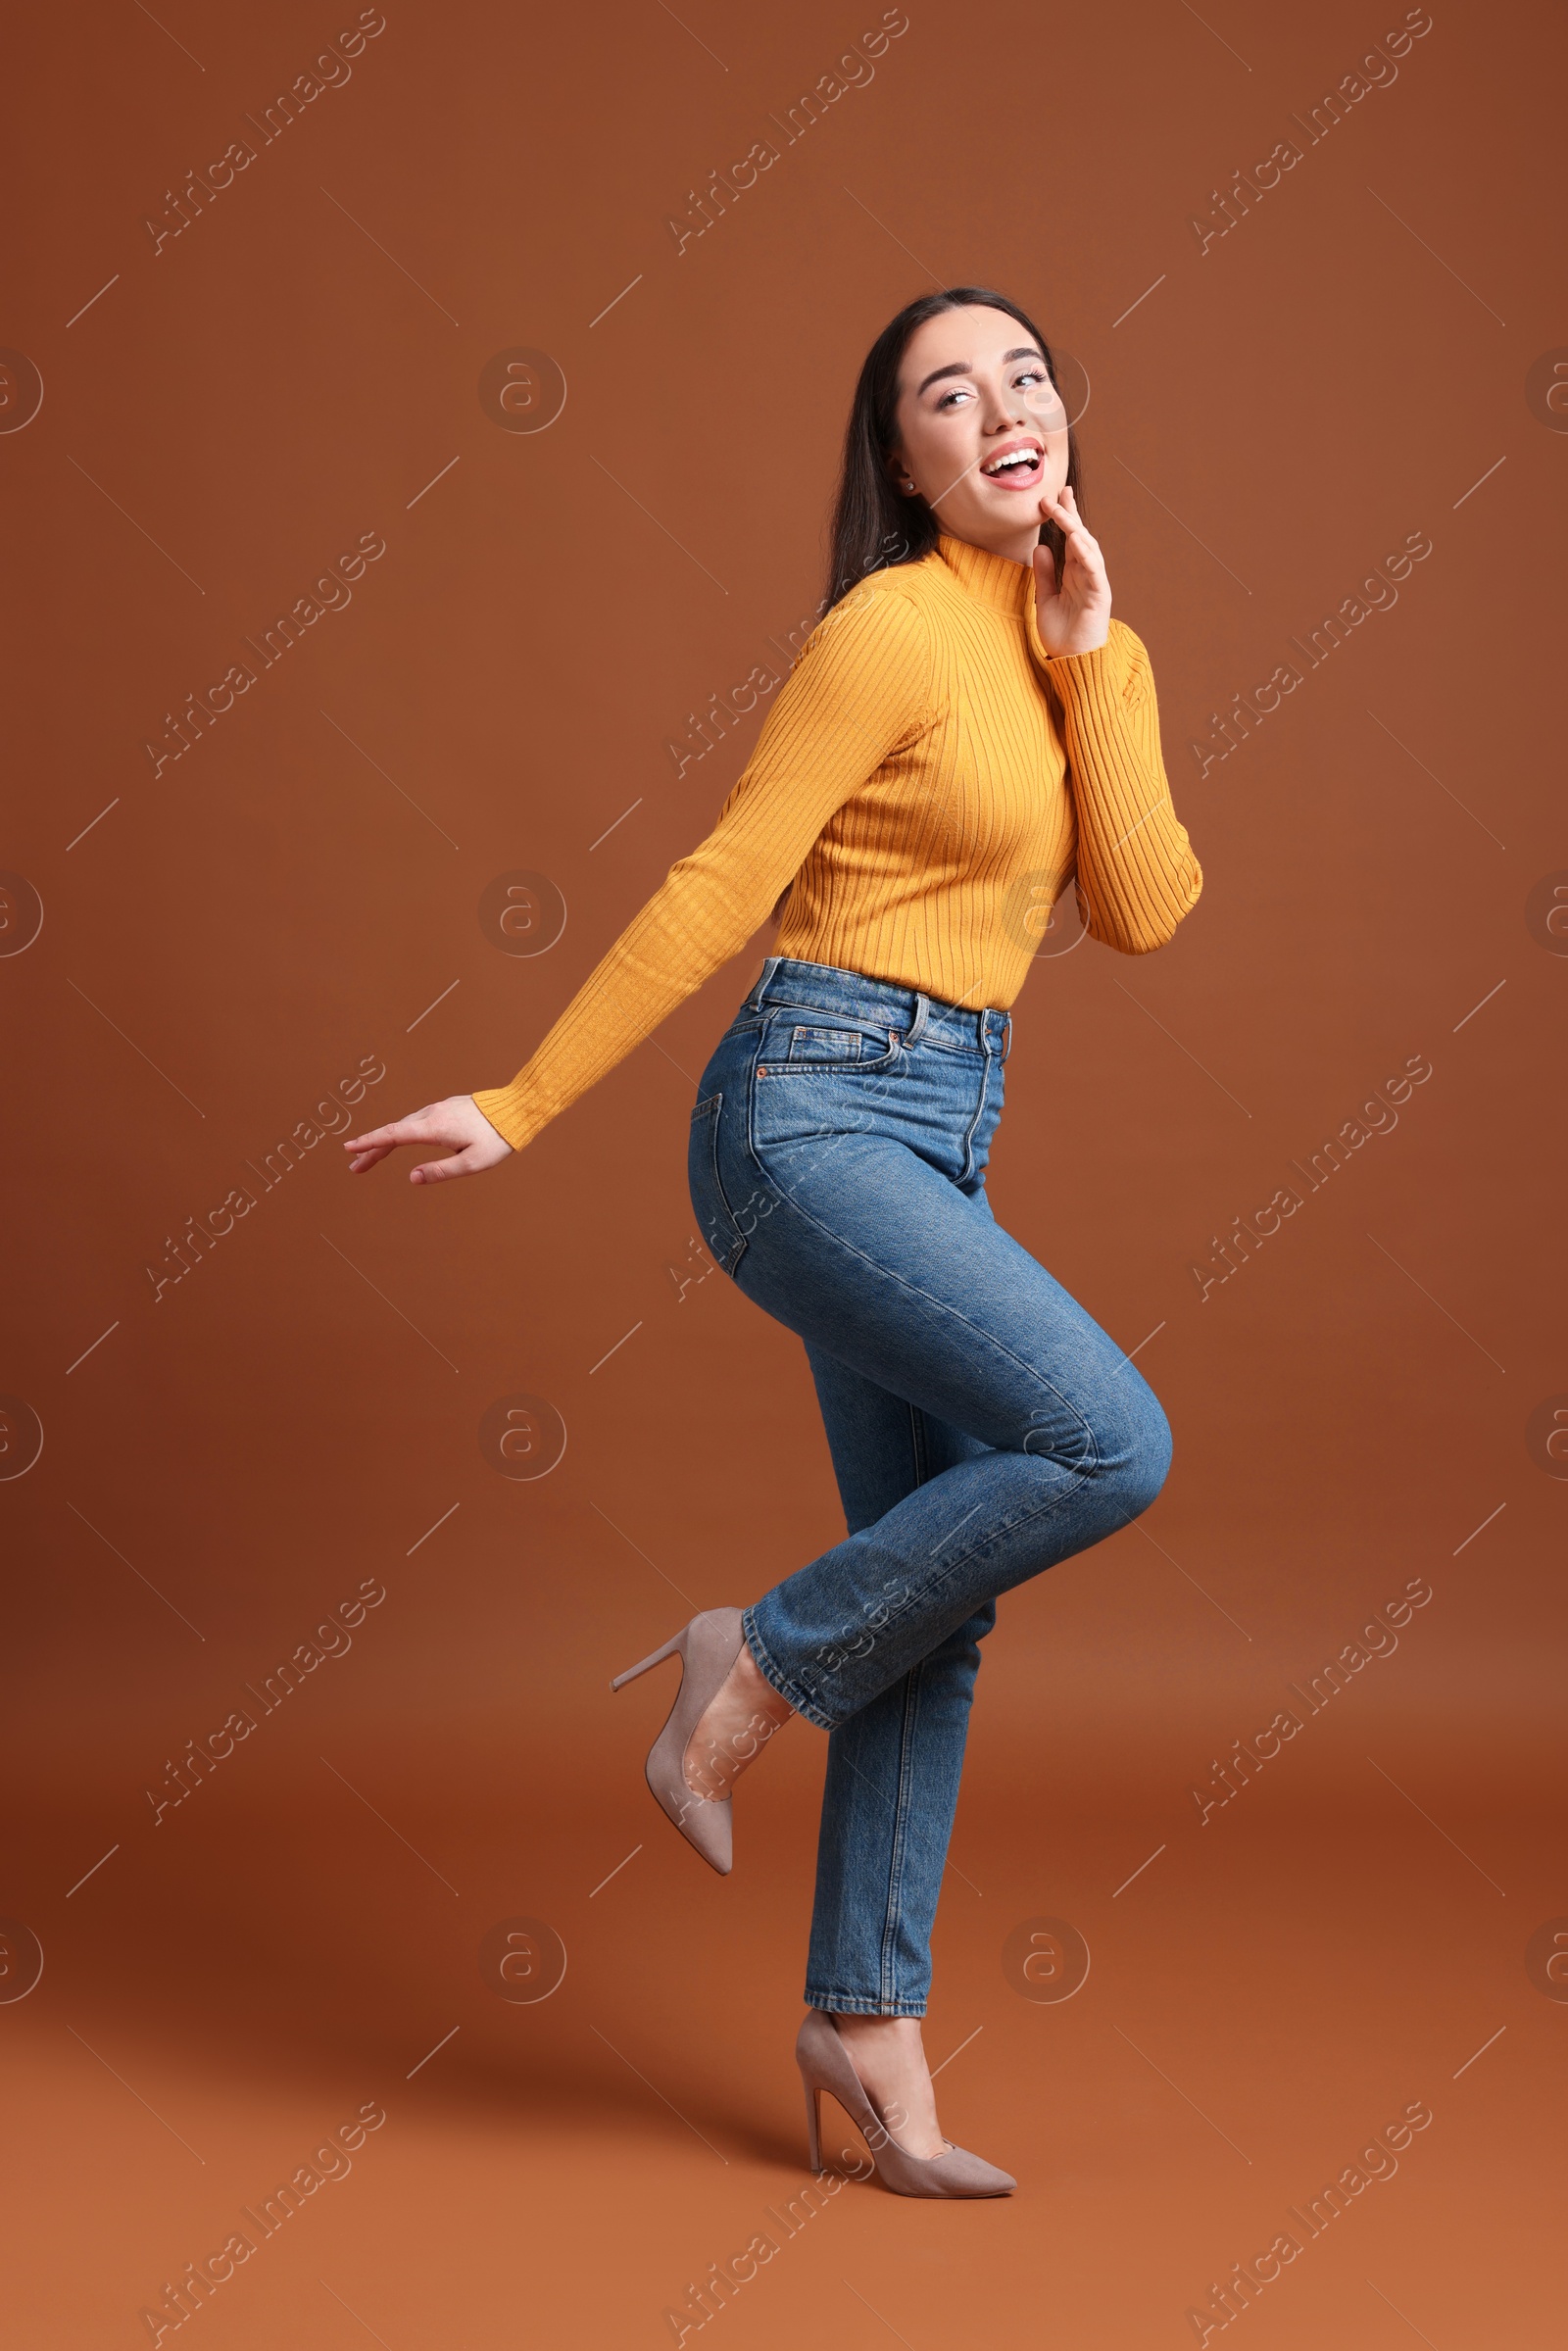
886, 304, 1070, 564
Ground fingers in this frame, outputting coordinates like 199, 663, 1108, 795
1043, 486, 1096, 543
342, 1096, 512, 1185
341, 1108, 444, 1166
342, 1118, 418, 1151
410, 1146, 480, 1186
1042, 492, 1107, 595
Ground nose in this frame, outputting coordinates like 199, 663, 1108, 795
978, 381, 1027, 433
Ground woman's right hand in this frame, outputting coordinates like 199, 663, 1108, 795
342, 1095, 514, 1185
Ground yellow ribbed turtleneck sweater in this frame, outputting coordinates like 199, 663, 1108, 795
473, 533, 1202, 1151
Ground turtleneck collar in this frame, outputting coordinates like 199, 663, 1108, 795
935, 532, 1034, 615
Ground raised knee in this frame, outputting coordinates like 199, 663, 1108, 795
1127, 1410, 1172, 1517
1017, 1380, 1172, 1511
1095, 1395, 1172, 1518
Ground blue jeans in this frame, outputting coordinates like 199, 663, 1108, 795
687, 955, 1173, 2018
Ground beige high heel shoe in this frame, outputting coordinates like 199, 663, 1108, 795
610, 1606, 747, 1875
796, 2009, 1016, 2197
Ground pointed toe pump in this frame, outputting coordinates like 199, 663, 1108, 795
610, 1606, 747, 1875
796, 2008, 1016, 2198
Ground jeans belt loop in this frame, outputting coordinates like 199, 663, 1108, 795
1001, 1011, 1013, 1062
903, 991, 930, 1049
751, 953, 781, 1010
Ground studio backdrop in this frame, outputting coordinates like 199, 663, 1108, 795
3, 1, 1561, 2344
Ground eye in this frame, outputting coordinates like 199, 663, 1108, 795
1014, 366, 1049, 388
934, 384, 974, 411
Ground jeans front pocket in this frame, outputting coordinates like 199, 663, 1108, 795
688, 1092, 749, 1275
751, 1009, 906, 1158
784, 1024, 869, 1063
758, 1008, 901, 1075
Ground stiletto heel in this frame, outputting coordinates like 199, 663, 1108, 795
609, 1606, 747, 1874
794, 2010, 1015, 2198
610, 1631, 685, 1690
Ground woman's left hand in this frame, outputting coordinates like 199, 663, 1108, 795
1031, 485, 1112, 658
342, 1094, 514, 1184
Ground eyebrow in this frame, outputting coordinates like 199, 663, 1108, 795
915, 345, 1046, 398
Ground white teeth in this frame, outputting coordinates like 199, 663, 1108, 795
984, 449, 1039, 474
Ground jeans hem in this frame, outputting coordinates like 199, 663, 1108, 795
804, 1990, 928, 2018
742, 1607, 837, 1732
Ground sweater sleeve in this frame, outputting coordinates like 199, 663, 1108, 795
471, 583, 935, 1151
1023, 611, 1202, 954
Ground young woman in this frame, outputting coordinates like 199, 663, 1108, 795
344, 287, 1202, 2199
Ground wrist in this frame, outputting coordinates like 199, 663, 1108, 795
1029, 605, 1112, 659
1042, 625, 1111, 661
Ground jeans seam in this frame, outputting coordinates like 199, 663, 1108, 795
956, 1048, 991, 1185
802, 1990, 928, 2018
692, 1090, 749, 1276
758, 1058, 904, 1080
878, 1666, 924, 2010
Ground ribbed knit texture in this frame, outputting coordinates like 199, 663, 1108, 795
473, 533, 1202, 1151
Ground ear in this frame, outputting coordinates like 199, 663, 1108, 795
884, 448, 916, 498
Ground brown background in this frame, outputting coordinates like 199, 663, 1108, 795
2, 0, 1563, 2343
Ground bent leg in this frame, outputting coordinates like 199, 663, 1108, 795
734, 1130, 1172, 1730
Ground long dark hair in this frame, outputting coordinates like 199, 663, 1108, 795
822, 285, 1084, 612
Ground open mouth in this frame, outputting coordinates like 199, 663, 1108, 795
979, 439, 1044, 490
